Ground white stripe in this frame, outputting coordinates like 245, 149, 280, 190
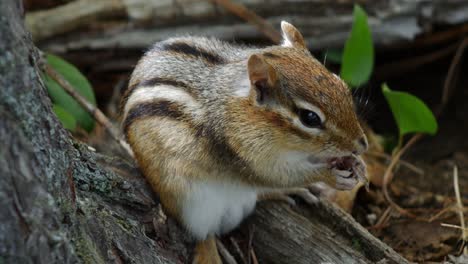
123, 84, 201, 119
290, 99, 326, 134
233, 75, 251, 98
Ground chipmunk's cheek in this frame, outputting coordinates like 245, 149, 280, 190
307, 155, 323, 164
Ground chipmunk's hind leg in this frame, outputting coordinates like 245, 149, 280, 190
193, 236, 222, 264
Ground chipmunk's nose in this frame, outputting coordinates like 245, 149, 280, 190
352, 136, 368, 155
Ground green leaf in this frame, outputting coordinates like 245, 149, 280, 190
324, 49, 343, 64
44, 54, 96, 132
382, 84, 438, 137
52, 104, 77, 131
340, 5, 374, 88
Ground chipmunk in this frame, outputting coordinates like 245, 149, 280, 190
121, 22, 368, 263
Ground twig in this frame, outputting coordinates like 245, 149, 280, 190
437, 37, 468, 115
388, 23, 468, 50
367, 151, 424, 175
247, 224, 255, 264
26, 0, 125, 41
250, 249, 259, 264
211, 0, 282, 44
375, 41, 459, 81
428, 206, 456, 222
453, 165, 468, 255
230, 237, 248, 264
441, 223, 468, 232
381, 134, 423, 218
374, 206, 392, 228
216, 238, 238, 264
40, 56, 134, 158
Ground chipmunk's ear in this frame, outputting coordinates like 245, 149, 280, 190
247, 54, 277, 104
281, 21, 307, 49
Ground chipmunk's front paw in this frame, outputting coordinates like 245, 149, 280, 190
258, 187, 318, 206
329, 155, 367, 190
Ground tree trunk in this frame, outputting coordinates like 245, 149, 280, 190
1, 1, 408, 263
0, 1, 190, 263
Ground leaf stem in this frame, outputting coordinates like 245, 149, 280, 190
39, 53, 134, 158
381, 134, 423, 218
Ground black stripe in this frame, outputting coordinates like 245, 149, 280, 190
124, 100, 255, 178
158, 42, 225, 65
120, 78, 195, 114
123, 100, 185, 134
263, 52, 281, 59
135, 78, 193, 91
194, 122, 255, 177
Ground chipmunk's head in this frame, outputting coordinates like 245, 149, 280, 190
228, 22, 367, 189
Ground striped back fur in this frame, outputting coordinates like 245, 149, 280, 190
121, 25, 367, 191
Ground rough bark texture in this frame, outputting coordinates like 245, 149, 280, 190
250, 201, 408, 264
0, 1, 190, 263
27, 0, 468, 52
1, 1, 409, 263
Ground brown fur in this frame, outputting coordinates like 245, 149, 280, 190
122, 21, 368, 263
193, 237, 222, 264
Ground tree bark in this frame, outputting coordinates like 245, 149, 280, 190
0, 1, 190, 263
1, 1, 408, 263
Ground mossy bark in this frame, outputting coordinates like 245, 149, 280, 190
0, 1, 190, 263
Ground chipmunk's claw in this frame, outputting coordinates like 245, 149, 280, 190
258, 187, 319, 206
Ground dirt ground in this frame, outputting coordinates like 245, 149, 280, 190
349, 51, 468, 262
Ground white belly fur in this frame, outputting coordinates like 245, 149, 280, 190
181, 179, 257, 240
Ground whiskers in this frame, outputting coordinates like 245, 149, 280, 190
323, 50, 328, 67
352, 84, 374, 121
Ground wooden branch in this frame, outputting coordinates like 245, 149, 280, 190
212, 0, 282, 44
29, 0, 468, 52
248, 201, 409, 264
26, 0, 126, 41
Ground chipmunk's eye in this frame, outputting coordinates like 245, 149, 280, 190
298, 109, 322, 128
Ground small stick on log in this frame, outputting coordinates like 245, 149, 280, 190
441, 223, 468, 231
40, 55, 134, 158
250, 249, 259, 264
211, 0, 282, 44
216, 238, 238, 264
26, 0, 125, 41
230, 237, 248, 264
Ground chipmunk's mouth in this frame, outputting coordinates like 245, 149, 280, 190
307, 154, 368, 189
328, 156, 355, 178
307, 155, 356, 175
